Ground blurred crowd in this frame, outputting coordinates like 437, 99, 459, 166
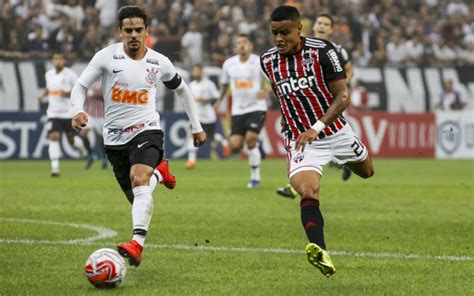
1, 0, 473, 67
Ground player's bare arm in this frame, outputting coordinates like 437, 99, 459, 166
192, 131, 206, 147
295, 79, 349, 151
215, 83, 229, 109
37, 89, 48, 103
344, 61, 354, 82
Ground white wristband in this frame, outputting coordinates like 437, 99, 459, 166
310, 120, 326, 134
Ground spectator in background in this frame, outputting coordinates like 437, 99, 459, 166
210, 33, 232, 66
433, 40, 458, 66
437, 79, 466, 111
181, 21, 203, 65
27, 25, 49, 57
404, 34, 425, 65
386, 30, 407, 65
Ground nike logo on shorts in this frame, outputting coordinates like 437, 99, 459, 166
137, 141, 149, 148
113, 69, 124, 73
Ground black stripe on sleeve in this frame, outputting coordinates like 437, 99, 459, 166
163, 73, 182, 90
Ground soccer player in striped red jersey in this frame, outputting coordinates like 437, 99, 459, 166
261, 6, 375, 277
80, 79, 108, 169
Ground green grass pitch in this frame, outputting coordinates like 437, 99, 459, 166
0, 158, 473, 295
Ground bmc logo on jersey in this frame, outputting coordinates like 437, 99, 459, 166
111, 88, 149, 105
327, 49, 343, 72
276, 76, 317, 95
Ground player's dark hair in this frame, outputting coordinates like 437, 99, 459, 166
317, 13, 334, 27
237, 33, 252, 43
117, 6, 148, 28
270, 5, 300, 22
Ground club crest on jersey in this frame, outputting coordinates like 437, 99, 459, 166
293, 152, 304, 163
146, 68, 159, 84
302, 58, 314, 72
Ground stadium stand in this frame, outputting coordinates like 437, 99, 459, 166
1, 0, 473, 66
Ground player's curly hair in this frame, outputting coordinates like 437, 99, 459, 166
270, 5, 300, 22
117, 6, 148, 28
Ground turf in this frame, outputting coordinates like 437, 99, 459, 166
0, 158, 473, 295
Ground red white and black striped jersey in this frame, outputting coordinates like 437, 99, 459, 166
84, 80, 104, 118
260, 37, 347, 140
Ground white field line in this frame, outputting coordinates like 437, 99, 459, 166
0, 217, 117, 244
0, 218, 472, 262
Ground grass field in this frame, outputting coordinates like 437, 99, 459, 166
0, 158, 473, 295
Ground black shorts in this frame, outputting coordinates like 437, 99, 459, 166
47, 118, 76, 137
105, 130, 164, 192
201, 123, 216, 141
231, 111, 266, 136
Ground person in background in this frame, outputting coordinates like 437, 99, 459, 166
186, 64, 231, 169
436, 79, 466, 110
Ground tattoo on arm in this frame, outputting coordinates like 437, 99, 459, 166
319, 79, 350, 126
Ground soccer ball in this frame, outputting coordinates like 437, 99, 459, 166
84, 248, 127, 289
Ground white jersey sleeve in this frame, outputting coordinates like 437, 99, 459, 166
220, 61, 230, 85
77, 49, 105, 88
159, 56, 178, 84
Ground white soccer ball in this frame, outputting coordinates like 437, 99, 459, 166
84, 248, 127, 289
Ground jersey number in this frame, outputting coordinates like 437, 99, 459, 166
351, 140, 364, 157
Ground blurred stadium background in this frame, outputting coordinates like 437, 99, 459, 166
1, 0, 473, 160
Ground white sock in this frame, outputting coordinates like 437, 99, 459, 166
149, 173, 159, 192
248, 147, 261, 181
214, 133, 228, 146
131, 186, 153, 247
187, 138, 197, 162
49, 140, 60, 173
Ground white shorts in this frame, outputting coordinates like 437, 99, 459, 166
88, 116, 104, 135
285, 124, 368, 178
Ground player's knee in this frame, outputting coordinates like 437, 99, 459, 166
130, 173, 149, 187
49, 132, 60, 141
295, 184, 319, 199
230, 142, 243, 152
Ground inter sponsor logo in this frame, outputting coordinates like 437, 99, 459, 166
111, 87, 149, 105
276, 76, 317, 95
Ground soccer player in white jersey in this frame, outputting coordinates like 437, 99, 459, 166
185, 64, 230, 169
70, 6, 206, 268
218, 34, 270, 188
37, 52, 86, 177
79, 79, 108, 170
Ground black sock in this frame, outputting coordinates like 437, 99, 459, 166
300, 198, 326, 249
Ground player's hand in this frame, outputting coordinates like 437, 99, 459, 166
295, 129, 318, 152
71, 112, 88, 131
192, 131, 206, 147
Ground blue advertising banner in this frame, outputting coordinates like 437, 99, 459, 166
0, 112, 221, 160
